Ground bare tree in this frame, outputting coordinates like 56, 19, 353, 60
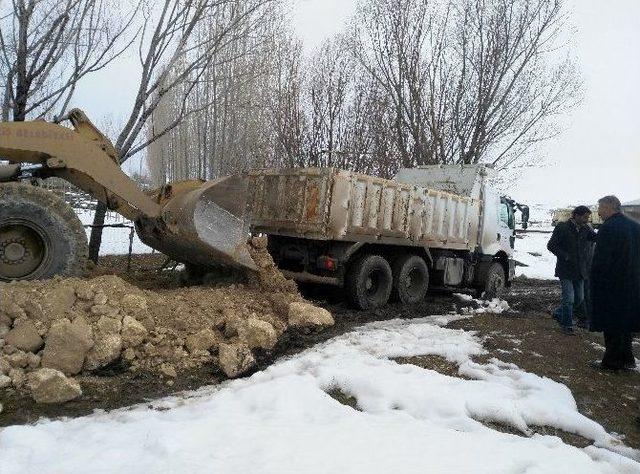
88, 0, 278, 261
451, 0, 580, 167
348, 0, 580, 170
270, 34, 306, 168
0, 0, 135, 121
146, 0, 286, 184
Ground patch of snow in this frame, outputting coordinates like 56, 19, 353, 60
452, 292, 474, 302
1, 316, 638, 473
76, 209, 153, 256
454, 294, 512, 314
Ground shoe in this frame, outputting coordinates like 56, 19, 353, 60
560, 326, 574, 335
589, 361, 619, 372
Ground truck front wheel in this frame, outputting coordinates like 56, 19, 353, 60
391, 254, 429, 305
345, 254, 393, 310
478, 262, 506, 300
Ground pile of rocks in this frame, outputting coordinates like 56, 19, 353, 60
0, 240, 333, 404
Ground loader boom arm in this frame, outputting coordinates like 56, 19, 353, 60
0, 110, 258, 272
0, 109, 161, 221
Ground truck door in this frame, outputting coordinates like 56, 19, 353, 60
498, 198, 516, 251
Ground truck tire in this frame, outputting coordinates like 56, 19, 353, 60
345, 254, 393, 310
0, 183, 88, 281
478, 262, 506, 300
391, 254, 429, 305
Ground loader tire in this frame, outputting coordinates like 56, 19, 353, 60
345, 254, 393, 310
477, 262, 506, 300
0, 183, 88, 281
391, 254, 429, 305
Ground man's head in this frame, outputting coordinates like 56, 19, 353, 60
571, 205, 591, 225
597, 195, 622, 220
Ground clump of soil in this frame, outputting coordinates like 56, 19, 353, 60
0, 238, 334, 404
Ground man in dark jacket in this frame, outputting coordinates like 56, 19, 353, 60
590, 195, 640, 371
547, 206, 597, 334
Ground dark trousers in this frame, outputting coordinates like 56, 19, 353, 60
602, 332, 636, 369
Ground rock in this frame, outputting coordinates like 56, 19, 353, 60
84, 334, 122, 371
21, 300, 45, 321
238, 318, 278, 350
43, 285, 76, 315
96, 316, 122, 335
5, 319, 43, 353
28, 368, 82, 404
121, 316, 147, 348
218, 343, 255, 378
26, 353, 41, 369
8, 367, 25, 388
171, 347, 188, 361
5, 302, 26, 320
41, 318, 94, 375
287, 302, 334, 329
75, 283, 95, 301
121, 294, 148, 314
90, 305, 119, 317
159, 363, 177, 378
0, 357, 10, 374
223, 315, 243, 338
0, 374, 11, 389
0, 312, 11, 327
0, 324, 9, 338
3, 344, 17, 355
185, 329, 222, 353
7, 351, 29, 368
122, 348, 136, 361
93, 292, 108, 306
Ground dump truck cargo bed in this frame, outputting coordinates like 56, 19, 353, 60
249, 168, 479, 251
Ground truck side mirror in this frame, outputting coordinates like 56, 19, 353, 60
521, 206, 530, 230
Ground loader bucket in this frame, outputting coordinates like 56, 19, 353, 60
136, 175, 258, 272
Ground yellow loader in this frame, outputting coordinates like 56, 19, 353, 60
0, 110, 257, 281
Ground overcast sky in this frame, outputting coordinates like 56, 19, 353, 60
75, 0, 640, 207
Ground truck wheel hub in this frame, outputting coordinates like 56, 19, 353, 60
3, 240, 27, 263
0, 222, 49, 279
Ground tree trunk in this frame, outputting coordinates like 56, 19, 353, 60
88, 202, 107, 263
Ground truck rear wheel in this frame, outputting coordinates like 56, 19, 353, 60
391, 254, 429, 305
478, 262, 506, 300
345, 254, 393, 310
0, 183, 88, 281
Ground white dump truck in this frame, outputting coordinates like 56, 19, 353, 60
249, 165, 529, 309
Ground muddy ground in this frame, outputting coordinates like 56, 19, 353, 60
2, 254, 639, 452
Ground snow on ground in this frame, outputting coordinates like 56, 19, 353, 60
514, 231, 557, 280
76, 209, 153, 256
1, 315, 638, 473
453, 293, 512, 314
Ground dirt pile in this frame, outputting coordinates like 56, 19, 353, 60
0, 238, 334, 403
